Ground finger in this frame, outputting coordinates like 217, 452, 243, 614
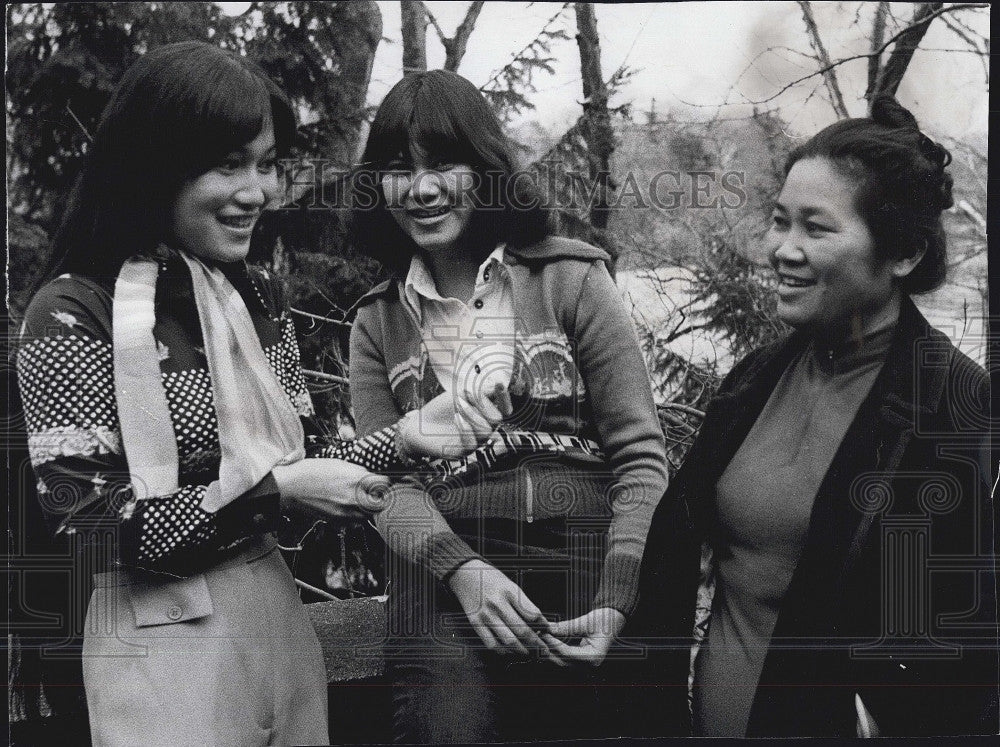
541, 634, 600, 666
547, 613, 590, 639
506, 589, 550, 633
487, 383, 513, 418
535, 637, 570, 667
470, 618, 499, 652
455, 396, 494, 438
494, 602, 547, 655
486, 614, 528, 656
471, 390, 505, 425
453, 412, 481, 452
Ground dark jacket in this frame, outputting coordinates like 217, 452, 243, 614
631, 296, 998, 737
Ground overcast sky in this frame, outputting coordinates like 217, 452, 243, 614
366, 1, 989, 141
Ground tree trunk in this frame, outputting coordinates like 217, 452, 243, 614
797, 1, 850, 119
401, 0, 428, 75
334, 0, 383, 163
868, 2, 943, 106
574, 2, 614, 234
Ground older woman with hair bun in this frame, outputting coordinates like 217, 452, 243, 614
633, 97, 997, 737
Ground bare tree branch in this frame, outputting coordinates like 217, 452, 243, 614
423, 1, 484, 72
940, 12, 989, 83
797, 1, 850, 118
739, 3, 986, 108
422, 4, 448, 45
869, 2, 942, 103
444, 1, 484, 72
865, 2, 888, 99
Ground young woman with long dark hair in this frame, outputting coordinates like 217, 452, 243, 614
15, 40, 403, 745
348, 69, 669, 743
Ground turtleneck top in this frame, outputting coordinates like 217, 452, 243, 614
694, 317, 897, 737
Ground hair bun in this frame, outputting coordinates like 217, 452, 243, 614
871, 95, 919, 130
934, 171, 954, 211
918, 133, 952, 170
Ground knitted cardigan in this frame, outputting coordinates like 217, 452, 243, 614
350, 236, 668, 616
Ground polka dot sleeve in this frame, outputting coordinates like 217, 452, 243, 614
317, 425, 413, 473
16, 276, 277, 575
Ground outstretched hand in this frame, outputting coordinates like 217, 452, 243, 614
541, 607, 626, 667
399, 384, 513, 459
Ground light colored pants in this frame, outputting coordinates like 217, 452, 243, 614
82, 538, 328, 746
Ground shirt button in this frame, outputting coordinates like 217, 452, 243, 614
483, 268, 491, 282
473, 299, 484, 309
474, 365, 482, 374
475, 331, 484, 339
167, 605, 183, 621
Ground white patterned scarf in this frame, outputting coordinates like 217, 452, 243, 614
113, 250, 304, 512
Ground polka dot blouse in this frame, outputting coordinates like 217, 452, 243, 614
16, 261, 403, 574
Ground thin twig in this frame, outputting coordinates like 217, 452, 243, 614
658, 402, 706, 419
290, 306, 352, 327
303, 369, 349, 385
295, 578, 339, 601
65, 103, 93, 142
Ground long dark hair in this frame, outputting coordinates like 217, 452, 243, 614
785, 96, 952, 294
39, 40, 295, 287
349, 70, 551, 274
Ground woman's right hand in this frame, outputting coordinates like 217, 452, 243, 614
398, 385, 511, 459
272, 458, 391, 519
448, 559, 560, 661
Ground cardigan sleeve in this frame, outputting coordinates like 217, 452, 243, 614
571, 261, 669, 616
350, 303, 485, 580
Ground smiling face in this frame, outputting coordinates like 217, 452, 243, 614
380, 145, 477, 257
766, 157, 914, 336
169, 118, 278, 263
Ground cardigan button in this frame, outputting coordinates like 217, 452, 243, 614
473, 299, 484, 310
167, 605, 183, 621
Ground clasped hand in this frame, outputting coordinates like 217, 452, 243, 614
448, 559, 624, 668
273, 457, 391, 520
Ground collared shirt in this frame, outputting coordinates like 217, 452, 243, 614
400, 245, 516, 400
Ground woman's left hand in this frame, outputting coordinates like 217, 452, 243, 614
541, 607, 626, 667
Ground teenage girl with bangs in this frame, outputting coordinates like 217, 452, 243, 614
348, 69, 670, 743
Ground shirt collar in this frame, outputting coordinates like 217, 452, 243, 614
401, 245, 508, 321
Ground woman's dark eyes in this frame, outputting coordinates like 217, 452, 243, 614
217, 155, 277, 173
218, 156, 243, 172
805, 221, 830, 234
384, 161, 456, 173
